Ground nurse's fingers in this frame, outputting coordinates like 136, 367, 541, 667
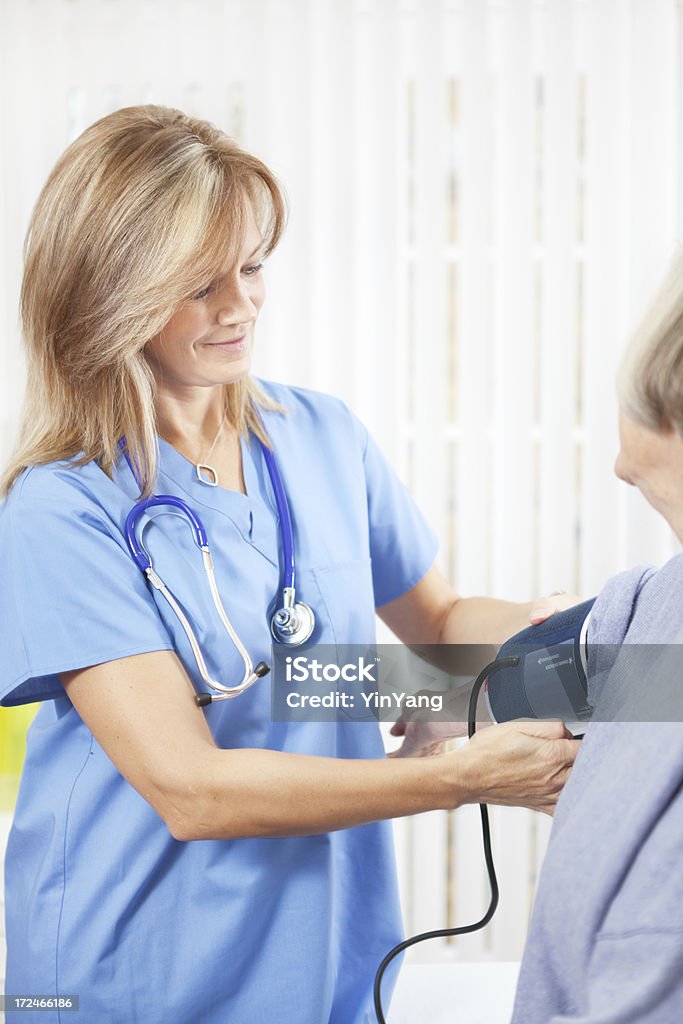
528, 592, 582, 624
455, 719, 580, 814
388, 718, 471, 758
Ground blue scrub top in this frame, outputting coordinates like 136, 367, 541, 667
0, 382, 437, 1024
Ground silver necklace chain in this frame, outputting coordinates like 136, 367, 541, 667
196, 417, 226, 487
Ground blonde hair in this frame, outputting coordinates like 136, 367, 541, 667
1, 104, 286, 498
618, 250, 683, 436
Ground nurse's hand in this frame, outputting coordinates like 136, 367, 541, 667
452, 719, 579, 815
388, 716, 466, 758
528, 591, 582, 624
388, 685, 485, 758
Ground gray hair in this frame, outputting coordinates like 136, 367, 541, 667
618, 250, 683, 435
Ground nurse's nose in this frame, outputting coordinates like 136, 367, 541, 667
216, 277, 259, 326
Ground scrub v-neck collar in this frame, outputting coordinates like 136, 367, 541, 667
157, 434, 279, 567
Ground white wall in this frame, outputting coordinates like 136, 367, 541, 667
1, 0, 682, 974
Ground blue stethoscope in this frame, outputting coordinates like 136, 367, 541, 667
119, 434, 315, 707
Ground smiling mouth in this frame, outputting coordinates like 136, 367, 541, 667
207, 335, 246, 346
203, 335, 251, 352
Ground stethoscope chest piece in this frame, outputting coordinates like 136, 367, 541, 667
270, 587, 315, 645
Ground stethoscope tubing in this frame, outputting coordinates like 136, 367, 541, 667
120, 436, 292, 575
260, 441, 295, 591
118, 428, 314, 705
125, 494, 208, 572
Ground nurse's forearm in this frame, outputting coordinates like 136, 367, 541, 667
440, 596, 533, 647
379, 570, 533, 677
60, 652, 575, 842
167, 719, 577, 840
167, 747, 454, 840
406, 596, 533, 679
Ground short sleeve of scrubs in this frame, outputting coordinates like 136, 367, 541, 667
353, 414, 438, 606
0, 468, 173, 707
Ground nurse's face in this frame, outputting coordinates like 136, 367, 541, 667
615, 412, 683, 541
145, 207, 266, 391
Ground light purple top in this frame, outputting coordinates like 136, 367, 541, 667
511, 555, 683, 1024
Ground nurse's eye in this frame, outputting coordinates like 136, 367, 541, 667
192, 284, 213, 301
242, 262, 264, 278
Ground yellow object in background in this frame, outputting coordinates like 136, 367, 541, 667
0, 705, 38, 811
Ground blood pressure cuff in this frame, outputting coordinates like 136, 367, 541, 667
486, 598, 596, 727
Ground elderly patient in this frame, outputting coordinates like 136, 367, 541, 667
511, 257, 683, 1024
